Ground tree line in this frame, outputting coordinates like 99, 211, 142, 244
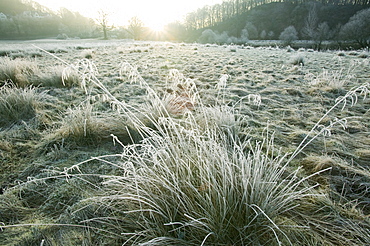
0, 0, 98, 40
174, 0, 370, 49
184, 0, 370, 30
0, 3, 143, 40
0, 0, 368, 48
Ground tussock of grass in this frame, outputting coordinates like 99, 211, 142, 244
301, 155, 337, 173
0, 56, 81, 88
289, 54, 305, 66
37, 65, 80, 88
46, 102, 140, 148
0, 57, 39, 87
195, 105, 243, 139
81, 49, 94, 59
0, 83, 45, 127
289, 194, 370, 245
54, 102, 109, 145
81, 131, 325, 245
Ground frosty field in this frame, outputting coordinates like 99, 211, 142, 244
0, 39, 369, 245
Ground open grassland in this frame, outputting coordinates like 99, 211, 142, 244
0, 39, 369, 245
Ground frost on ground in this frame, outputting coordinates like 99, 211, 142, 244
0, 40, 369, 245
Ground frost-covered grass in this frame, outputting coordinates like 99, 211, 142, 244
0, 83, 46, 127
0, 57, 39, 87
50, 63, 325, 245
37, 65, 80, 88
0, 40, 369, 246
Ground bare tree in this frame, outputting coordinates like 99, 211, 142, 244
97, 10, 113, 40
315, 22, 333, 49
301, 4, 333, 50
128, 16, 144, 40
339, 8, 370, 48
279, 25, 298, 45
302, 3, 319, 40
244, 22, 258, 39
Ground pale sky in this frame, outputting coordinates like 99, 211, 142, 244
33, 0, 224, 31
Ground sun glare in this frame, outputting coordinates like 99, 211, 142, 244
34, 0, 224, 31
148, 22, 166, 32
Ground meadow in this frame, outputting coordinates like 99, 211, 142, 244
0, 39, 369, 245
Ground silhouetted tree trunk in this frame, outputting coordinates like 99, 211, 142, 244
97, 10, 113, 40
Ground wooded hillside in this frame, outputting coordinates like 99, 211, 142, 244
184, 0, 370, 30
0, 0, 369, 49
177, 1, 370, 49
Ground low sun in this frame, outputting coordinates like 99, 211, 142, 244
149, 25, 164, 32
148, 22, 165, 32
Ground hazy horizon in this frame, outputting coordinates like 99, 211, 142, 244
33, 0, 224, 31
